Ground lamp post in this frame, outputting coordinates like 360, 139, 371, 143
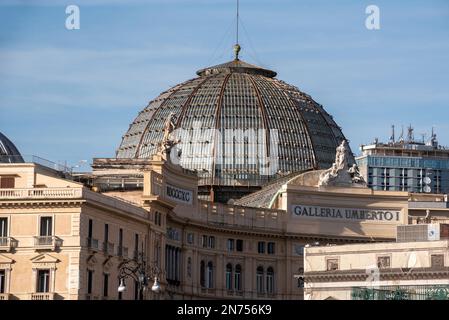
117, 250, 163, 300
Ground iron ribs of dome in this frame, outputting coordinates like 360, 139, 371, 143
115, 59, 353, 189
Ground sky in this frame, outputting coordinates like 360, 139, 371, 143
1, 0, 449, 172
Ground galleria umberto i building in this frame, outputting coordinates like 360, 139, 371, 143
0, 56, 448, 300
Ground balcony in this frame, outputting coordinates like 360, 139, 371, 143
102, 242, 114, 256
0, 293, 11, 300
34, 236, 62, 251
117, 246, 128, 259
30, 292, 55, 300
0, 187, 82, 200
87, 238, 99, 251
0, 237, 18, 252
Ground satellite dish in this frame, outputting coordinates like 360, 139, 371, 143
423, 177, 431, 185
424, 186, 431, 193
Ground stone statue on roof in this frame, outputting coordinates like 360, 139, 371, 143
318, 140, 366, 187
159, 112, 181, 160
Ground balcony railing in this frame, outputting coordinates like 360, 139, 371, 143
87, 238, 99, 251
0, 237, 18, 252
352, 285, 449, 300
117, 246, 128, 259
0, 187, 82, 200
103, 242, 114, 256
85, 294, 99, 300
34, 236, 62, 250
30, 292, 55, 300
0, 293, 11, 300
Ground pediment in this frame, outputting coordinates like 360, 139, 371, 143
30, 253, 60, 264
87, 254, 98, 267
0, 254, 14, 264
103, 258, 113, 272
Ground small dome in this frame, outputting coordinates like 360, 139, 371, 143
0, 132, 24, 163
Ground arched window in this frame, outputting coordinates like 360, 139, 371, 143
235, 264, 242, 291
256, 266, 264, 294
266, 267, 274, 294
207, 261, 214, 288
200, 261, 205, 287
225, 263, 233, 290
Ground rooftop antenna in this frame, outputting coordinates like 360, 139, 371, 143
407, 124, 414, 143
389, 125, 395, 144
233, 0, 241, 60
398, 125, 404, 143
420, 132, 426, 144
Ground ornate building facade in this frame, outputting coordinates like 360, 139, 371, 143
1, 56, 448, 300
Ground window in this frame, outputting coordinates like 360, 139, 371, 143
294, 244, 304, 256
207, 261, 214, 288
431, 254, 444, 268
87, 270, 93, 294
202, 235, 208, 248
154, 211, 161, 226
88, 219, 93, 238
227, 239, 234, 251
104, 224, 109, 242
118, 228, 123, 250
266, 267, 274, 294
37, 269, 50, 293
187, 233, 194, 244
234, 265, 242, 291
256, 266, 264, 293
0, 218, 7, 245
326, 259, 339, 271
0, 177, 14, 189
103, 273, 109, 297
267, 242, 275, 254
208, 236, 215, 249
258, 241, 265, 254
40, 217, 52, 236
226, 264, 232, 290
200, 261, 206, 287
377, 256, 391, 269
0, 270, 5, 293
134, 234, 139, 257
236, 240, 243, 252
134, 280, 139, 300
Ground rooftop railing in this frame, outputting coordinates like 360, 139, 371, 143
0, 187, 83, 199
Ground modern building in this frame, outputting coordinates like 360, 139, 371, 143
303, 224, 449, 300
356, 126, 449, 194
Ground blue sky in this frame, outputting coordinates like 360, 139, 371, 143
1, 0, 449, 172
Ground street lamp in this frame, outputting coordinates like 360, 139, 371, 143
117, 250, 163, 300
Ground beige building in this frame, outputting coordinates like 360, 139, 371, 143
0, 145, 416, 300
0, 162, 161, 300
303, 227, 449, 300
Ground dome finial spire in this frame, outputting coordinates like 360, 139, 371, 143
234, 0, 240, 60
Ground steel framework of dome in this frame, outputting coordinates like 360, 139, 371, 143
116, 58, 353, 201
0, 131, 24, 163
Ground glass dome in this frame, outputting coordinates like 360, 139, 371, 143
116, 58, 353, 199
0, 132, 24, 163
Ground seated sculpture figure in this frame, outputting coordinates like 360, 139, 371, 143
318, 140, 366, 187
